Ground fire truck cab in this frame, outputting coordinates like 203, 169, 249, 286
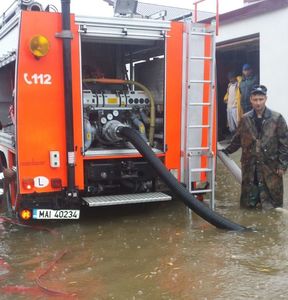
0, 0, 217, 221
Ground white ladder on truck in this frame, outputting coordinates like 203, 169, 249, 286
181, 23, 216, 210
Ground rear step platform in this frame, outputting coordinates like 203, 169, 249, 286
82, 192, 172, 207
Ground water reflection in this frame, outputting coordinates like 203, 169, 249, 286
0, 151, 287, 299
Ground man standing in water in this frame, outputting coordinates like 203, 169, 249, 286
223, 85, 288, 209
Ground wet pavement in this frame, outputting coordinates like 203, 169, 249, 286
0, 150, 288, 299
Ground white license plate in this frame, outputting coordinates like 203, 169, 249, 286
33, 209, 80, 220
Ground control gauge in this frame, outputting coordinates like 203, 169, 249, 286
112, 110, 119, 117
107, 113, 113, 121
100, 117, 107, 124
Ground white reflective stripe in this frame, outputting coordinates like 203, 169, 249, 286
68, 152, 75, 165
0, 172, 4, 180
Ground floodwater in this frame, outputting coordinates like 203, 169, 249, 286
0, 151, 288, 300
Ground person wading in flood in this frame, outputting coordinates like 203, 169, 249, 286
223, 85, 288, 209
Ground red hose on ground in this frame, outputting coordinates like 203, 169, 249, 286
0, 216, 58, 235
0, 218, 76, 298
1, 251, 76, 298
35, 250, 77, 298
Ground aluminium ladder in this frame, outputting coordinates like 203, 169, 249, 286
181, 22, 216, 210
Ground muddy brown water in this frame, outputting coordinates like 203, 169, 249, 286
0, 151, 288, 300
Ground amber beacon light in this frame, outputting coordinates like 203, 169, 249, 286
29, 35, 50, 58
20, 209, 32, 221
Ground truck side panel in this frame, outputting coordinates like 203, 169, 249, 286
17, 11, 82, 194
165, 21, 183, 180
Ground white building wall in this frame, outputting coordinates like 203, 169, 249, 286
217, 7, 288, 121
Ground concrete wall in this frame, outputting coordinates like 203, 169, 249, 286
217, 7, 288, 121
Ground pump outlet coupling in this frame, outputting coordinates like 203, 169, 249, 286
102, 120, 126, 143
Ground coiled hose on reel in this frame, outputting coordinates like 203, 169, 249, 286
117, 126, 246, 231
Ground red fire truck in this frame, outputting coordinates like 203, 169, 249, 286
0, 0, 244, 231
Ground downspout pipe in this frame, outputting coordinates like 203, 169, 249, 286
60, 0, 76, 197
217, 148, 242, 184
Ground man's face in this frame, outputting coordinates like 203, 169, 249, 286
250, 94, 267, 113
243, 69, 252, 77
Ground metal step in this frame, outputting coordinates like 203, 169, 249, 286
188, 147, 209, 151
190, 32, 212, 36
82, 192, 172, 207
189, 102, 211, 106
190, 168, 212, 173
190, 80, 212, 84
188, 125, 210, 129
190, 56, 212, 60
191, 189, 212, 194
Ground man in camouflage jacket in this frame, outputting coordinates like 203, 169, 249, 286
224, 85, 288, 208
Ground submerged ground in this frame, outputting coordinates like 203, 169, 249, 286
0, 151, 288, 299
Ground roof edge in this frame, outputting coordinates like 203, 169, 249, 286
203, 0, 288, 25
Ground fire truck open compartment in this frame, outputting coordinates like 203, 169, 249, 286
216, 34, 260, 140
80, 36, 166, 155
77, 17, 168, 197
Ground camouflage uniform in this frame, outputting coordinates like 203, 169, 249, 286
226, 108, 288, 208
239, 74, 258, 113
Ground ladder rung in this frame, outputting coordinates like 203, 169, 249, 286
191, 189, 212, 194
190, 56, 212, 60
189, 125, 210, 129
190, 32, 212, 36
188, 147, 209, 151
190, 168, 212, 172
189, 102, 211, 106
190, 80, 212, 84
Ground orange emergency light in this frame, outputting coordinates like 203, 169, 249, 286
29, 35, 50, 58
20, 209, 32, 221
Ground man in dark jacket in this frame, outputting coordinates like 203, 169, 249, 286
224, 85, 288, 209
239, 64, 258, 113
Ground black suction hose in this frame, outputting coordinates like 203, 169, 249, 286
117, 126, 246, 231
